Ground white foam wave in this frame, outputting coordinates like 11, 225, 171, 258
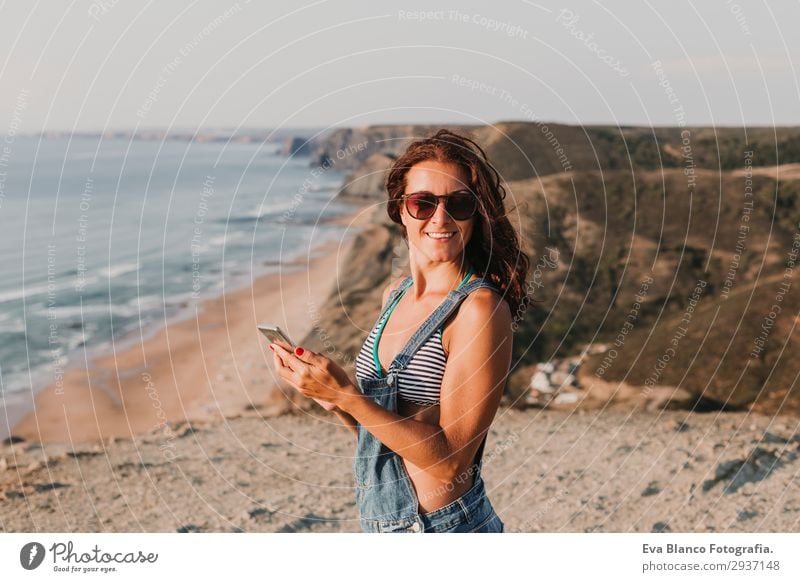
0, 275, 101, 304
99, 261, 140, 278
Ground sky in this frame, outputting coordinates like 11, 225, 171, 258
0, 0, 797, 134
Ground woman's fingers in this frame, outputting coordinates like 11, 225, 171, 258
272, 343, 319, 378
271, 346, 285, 372
271, 343, 313, 392
293, 346, 328, 369
271, 344, 299, 385
272, 339, 293, 352
270, 343, 341, 403
271, 342, 294, 368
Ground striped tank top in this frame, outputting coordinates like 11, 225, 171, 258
354, 269, 474, 406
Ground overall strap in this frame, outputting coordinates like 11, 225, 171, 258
389, 278, 500, 372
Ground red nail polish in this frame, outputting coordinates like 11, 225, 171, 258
269, 345, 275, 351
295, 347, 304, 356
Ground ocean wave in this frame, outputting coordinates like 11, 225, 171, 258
0, 275, 101, 304
209, 231, 250, 247
245, 200, 293, 218
219, 199, 297, 225
40, 294, 164, 319
99, 261, 140, 278
0, 314, 26, 332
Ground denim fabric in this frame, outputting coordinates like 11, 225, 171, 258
353, 276, 505, 533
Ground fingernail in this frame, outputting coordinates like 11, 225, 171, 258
295, 346, 304, 356
269, 345, 275, 351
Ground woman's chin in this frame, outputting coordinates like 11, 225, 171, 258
410, 238, 467, 263
421, 248, 464, 263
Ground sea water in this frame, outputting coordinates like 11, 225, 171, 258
0, 134, 354, 409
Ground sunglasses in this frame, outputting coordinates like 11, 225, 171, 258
403, 190, 478, 221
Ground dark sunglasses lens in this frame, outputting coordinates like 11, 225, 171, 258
406, 194, 437, 219
445, 194, 477, 220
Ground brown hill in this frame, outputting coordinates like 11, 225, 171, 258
311, 122, 800, 180
508, 167, 800, 413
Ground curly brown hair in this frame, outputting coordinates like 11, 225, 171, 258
386, 128, 529, 314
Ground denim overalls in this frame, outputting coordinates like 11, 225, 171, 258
353, 275, 505, 533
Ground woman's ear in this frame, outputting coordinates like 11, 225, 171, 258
398, 199, 408, 227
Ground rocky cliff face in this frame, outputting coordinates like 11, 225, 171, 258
308, 124, 484, 170
280, 136, 312, 157
338, 153, 394, 201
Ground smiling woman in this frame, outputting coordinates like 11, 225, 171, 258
271, 128, 529, 533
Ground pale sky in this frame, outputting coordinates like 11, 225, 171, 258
0, 0, 797, 133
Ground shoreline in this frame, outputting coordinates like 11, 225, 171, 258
7, 201, 373, 445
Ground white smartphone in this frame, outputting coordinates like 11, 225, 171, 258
257, 323, 295, 348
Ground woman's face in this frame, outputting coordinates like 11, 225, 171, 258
400, 160, 475, 265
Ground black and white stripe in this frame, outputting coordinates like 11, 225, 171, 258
355, 324, 446, 406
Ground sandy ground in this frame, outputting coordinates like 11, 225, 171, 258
2, 407, 799, 532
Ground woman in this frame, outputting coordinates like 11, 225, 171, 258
270, 129, 529, 532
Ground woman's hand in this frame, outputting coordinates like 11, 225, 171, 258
269, 341, 358, 410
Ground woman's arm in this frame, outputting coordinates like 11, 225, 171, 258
331, 408, 358, 437
337, 289, 512, 482
310, 397, 359, 438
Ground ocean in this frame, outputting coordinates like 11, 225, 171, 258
0, 135, 354, 406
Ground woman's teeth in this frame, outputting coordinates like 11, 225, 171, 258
426, 232, 454, 239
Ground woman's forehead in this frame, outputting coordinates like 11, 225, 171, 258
405, 160, 470, 190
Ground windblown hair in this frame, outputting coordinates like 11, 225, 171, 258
386, 128, 529, 314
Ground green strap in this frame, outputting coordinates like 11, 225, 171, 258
373, 267, 475, 377
372, 285, 407, 377
456, 266, 475, 290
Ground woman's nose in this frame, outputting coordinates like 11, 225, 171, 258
431, 199, 453, 223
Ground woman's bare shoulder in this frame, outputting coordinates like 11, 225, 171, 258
442, 286, 511, 356
454, 287, 512, 333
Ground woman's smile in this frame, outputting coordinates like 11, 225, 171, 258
425, 231, 456, 241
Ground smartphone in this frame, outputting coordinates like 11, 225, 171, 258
257, 324, 295, 348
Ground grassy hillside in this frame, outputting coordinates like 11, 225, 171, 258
509, 167, 800, 413
477, 123, 800, 180
312, 122, 800, 180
